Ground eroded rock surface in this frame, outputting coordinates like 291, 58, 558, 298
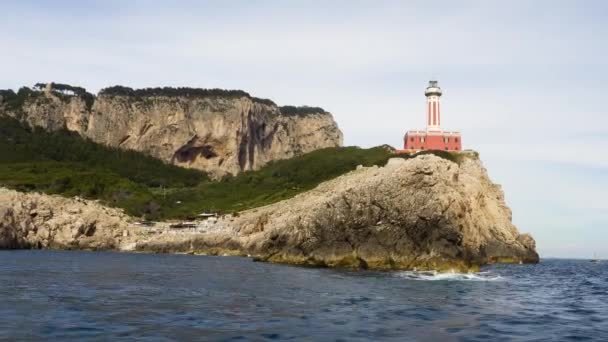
0, 188, 139, 250
225, 154, 539, 271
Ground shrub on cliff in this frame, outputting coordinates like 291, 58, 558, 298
158, 146, 395, 218
406, 150, 466, 165
0, 116, 206, 188
34, 82, 96, 110
279, 105, 328, 116
98, 86, 276, 106
1, 83, 95, 111
0, 87, 41, 112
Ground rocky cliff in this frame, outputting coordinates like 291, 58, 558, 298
229, 154, 539, 271
0, 188, 137, 250
0, 153, 538, 271
0, 85, 342, 178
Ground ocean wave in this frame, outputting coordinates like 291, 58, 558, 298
395, 270, 503, 281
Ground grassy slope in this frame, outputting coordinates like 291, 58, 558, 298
157, 146, 396, 218
0, 116, 399, 219
0, 116, 466, 220
0, 117, 204, 218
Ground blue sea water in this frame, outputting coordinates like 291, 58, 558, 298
0, 251, 606, 341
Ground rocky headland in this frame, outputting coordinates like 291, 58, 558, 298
0, 84, 342, 178
0, 153, 538, 272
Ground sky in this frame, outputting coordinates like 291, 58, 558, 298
1, 0, 607, 258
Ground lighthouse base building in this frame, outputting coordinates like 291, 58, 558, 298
398, 80, 462, 152
403, 130, 461, 151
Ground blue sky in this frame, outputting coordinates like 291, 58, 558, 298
1, 0, 607, 258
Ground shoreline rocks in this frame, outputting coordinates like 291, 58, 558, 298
0, 153, 539, 272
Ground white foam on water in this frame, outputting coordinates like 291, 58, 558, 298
396, 270, 503, 281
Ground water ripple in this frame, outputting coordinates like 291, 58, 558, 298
395, 270, 504, 281
0, 251, 607, 341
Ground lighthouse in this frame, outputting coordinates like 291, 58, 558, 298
401, 81, 462, 151
425, 80, 442, 131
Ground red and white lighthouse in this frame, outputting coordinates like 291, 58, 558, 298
401, 81, 462, 152
425, 81, 442, 131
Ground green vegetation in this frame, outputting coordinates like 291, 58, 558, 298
279, 105, 328, 116
0, 117, 206, 187
0, 116, 466, 220
1, 83, 330, 115
407, 149, 468, 165
0, 117, 207, 218
34, 83, 95, 110
98, 86, 276, 106
0, 87, 42, 112
0, 83, 95, 111
0, 162, 157, 214
0, 115, 394, 219
158, 145, 395, 218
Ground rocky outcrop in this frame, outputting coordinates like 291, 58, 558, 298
0, 87, 343, 178
0, 153, 538, 271
226, 154, 539, 271
0, 188, 140, 250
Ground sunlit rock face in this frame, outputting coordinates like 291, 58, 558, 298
0, 188, 136, 250
4, 90, 343, 178
229, 154, 539, 271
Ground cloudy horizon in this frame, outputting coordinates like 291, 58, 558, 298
2, 0, 607, 258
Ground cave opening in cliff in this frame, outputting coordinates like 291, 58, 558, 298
173, 144, 218, 163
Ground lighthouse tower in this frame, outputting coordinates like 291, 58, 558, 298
425, 80, 442, 131
400, 80, 462, 152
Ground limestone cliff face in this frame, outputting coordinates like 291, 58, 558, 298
2, 90, 342, 178
0, 153, 538, 271
14, 92, 89, 132
0, 188, 138, 250
87, 96, 342, 178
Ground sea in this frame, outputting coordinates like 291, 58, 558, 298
0, 251, 606, 341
